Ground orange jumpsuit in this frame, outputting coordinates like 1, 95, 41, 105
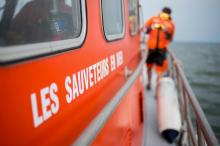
145, 15, 175, 75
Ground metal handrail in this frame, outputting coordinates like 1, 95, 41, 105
168, 50, 219, 146
73, 51, 147, 146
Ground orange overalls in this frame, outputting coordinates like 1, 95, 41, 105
145, 15, 175, 75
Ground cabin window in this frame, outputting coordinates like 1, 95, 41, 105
101, 0, 125, 41
0, 0, 87, 63
128, 0, 139, 35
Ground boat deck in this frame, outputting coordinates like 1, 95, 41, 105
142, 70, 178, 146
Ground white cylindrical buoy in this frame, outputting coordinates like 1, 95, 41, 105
157, 77, 181, 143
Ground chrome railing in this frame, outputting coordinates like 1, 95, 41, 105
168, 50, 219, 146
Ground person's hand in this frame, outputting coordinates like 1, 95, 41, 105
152, 23, 160, 29
160, 24, 166, 31
152, 23, 166, 31
146, 27, 152, 34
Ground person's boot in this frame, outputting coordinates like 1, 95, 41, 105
146, 84, 151, 90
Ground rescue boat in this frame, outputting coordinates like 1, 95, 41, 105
0, 0, 218, 146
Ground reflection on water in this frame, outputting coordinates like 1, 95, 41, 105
170, 42, 220, 141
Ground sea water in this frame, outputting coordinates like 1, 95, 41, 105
170, 42, 220, 142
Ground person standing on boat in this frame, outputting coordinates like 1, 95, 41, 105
145, 7, 175, 90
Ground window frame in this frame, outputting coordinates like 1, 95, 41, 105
0, 0, 87, 63
128, 0, 140, 36
101, 0, 125, 41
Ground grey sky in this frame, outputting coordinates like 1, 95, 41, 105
140, 0, 220, 43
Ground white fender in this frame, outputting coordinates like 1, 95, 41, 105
157, 77, 181, 143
